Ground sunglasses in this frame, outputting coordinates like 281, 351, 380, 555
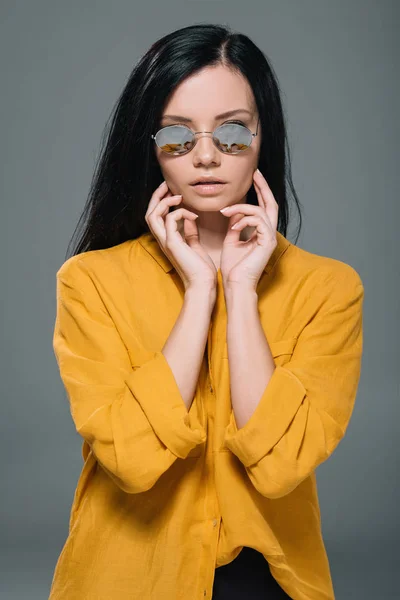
151, 117, 260, 156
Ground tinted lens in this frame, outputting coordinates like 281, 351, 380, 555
154, 124, 252, 155
154, 125, 195, 155
213, 123, 253, 153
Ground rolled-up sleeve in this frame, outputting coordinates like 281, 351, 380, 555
223, 267, 364, 499
53, 258, 206, 495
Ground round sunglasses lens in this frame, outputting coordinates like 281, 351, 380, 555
213, 124, 252, 153
154, 125, 194, 154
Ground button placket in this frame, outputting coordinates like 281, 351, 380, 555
207, 320, 215, 395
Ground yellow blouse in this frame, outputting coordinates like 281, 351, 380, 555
49, 230, 364, 600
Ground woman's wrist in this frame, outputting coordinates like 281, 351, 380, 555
184, 283, 217, 311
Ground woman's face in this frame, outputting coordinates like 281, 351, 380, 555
154, 65, 262, 214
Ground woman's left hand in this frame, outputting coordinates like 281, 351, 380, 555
219, 169, 279, 290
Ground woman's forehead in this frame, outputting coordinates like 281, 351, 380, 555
162, 67, 255, 117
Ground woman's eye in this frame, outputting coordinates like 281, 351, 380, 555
158, 120, 247, 129
224, 120, 246, 127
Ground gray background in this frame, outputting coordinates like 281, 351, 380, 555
1, 1, 398, 598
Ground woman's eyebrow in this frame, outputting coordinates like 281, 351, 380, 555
161, 109, 253, 123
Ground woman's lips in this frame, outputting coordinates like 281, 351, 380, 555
190, 183, 227, 195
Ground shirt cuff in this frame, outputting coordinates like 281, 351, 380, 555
126, 350, 207, 458
223, 366, 306, 467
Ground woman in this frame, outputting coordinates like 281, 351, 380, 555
49, 23, 364, 600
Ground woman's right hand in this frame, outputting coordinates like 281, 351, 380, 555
145, 181, 217, 292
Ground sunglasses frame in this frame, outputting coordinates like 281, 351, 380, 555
151, 116, 260, 155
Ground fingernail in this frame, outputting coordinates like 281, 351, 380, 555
256, 168, 261, 175
220, 207, 228, 213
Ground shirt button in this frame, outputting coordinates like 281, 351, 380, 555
212, 518, 218, 527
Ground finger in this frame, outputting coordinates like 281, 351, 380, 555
222, 205, 269, 246
221, 203, 269, 225
253, 179, 266, 210
230, 215, 274, 239
148, 195, 184, 241
227, 215, 271, 248
146, 195, 182, 235
153, 195, 183, 219
145, 181, 171, 234
183, 214, 201, 248
164, 208, 199, 244
223, 213, 244, 244
253, 169, 275, 201
253, 170, 278, 231
146, 181, 169, 214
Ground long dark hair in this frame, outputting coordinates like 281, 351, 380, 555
65, 23, 303, 260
